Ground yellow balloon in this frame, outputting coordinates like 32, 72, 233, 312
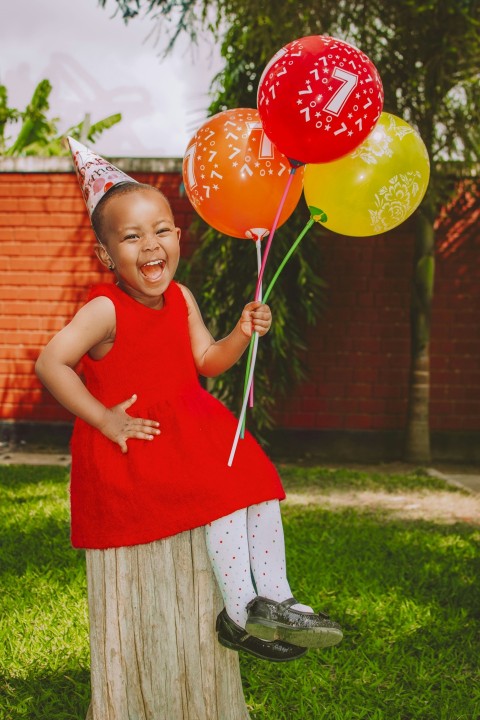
304, 113, 430, 236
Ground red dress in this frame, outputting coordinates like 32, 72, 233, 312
70, 281, 285, 549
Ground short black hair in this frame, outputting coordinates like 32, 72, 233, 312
91, 182, 173, 243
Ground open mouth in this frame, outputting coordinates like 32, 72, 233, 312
140, 259, 166, 281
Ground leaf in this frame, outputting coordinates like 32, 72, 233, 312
1, 78, 122, 157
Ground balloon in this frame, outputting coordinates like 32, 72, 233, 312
303, 113, 430, 237
257, 35, 384, 164
182, 108, 304, 240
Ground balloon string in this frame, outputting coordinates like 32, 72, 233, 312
240, 240, 262, 439
241, 171, 296, 432
243, 167, 296, 422
248, 239, 263, 410
254, 167, 297, 302
228, 216, 315, 467
263, 217, 315, 304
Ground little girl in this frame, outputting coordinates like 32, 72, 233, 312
36, 138, 342, 663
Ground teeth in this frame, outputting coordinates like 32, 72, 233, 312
144, 260, 165, 267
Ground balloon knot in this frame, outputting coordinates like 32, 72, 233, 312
309, 205, 328, 223
287, 158, 305, 170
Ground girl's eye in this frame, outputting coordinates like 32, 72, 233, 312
157, 227, 170, 234
125, 234, 139, 242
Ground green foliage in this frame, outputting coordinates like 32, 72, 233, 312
110, 0, 479, 204
278, 464, 460, 494
0, 85, 21, 149
1, 464, 479, 718
0, 466, 90, 717
107, 0, 479, 436
0, 79, 122, 157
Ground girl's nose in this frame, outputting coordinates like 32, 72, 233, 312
143, 234, 160, 250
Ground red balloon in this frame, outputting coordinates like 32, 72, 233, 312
182, 108, 304, 239
258, 35, 384, 164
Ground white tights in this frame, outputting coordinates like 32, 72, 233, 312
205, 499, 312, 628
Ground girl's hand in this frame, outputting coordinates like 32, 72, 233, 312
98, 394, 160, 454
239, 301, 272, 338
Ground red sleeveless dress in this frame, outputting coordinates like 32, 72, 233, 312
70, 281, 285, 549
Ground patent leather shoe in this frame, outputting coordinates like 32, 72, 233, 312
216, 609, 307, 662
245, 596, 343, 649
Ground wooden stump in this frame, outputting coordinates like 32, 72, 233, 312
85, 527, 250, 720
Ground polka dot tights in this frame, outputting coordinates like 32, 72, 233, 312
205, 500, 312, 628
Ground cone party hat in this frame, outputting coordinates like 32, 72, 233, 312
67, 137, 137, 217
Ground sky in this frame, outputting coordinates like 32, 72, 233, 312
1, 0, 223, 157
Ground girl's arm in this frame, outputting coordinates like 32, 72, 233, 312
35, 297, 160, 453
179, 285, 272, 377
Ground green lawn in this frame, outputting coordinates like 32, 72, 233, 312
0, 465, 479, 720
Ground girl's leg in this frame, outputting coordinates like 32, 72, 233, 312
205, 508, 257, 628
247, 499, 312, 612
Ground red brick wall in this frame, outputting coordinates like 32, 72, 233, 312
273, 232, 414, 430
273, 183, 480, 433
0, 165, 478, 434
431, 186, 480, 431
0, 164, 194, 423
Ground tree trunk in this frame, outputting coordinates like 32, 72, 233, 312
404, 210, 435, 463
404, 344, 431, 462
84, 527, 250, 720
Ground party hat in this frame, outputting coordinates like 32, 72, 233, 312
67, 136, 137, 217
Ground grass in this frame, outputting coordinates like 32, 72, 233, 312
277, 463, 462, 494
0, 464, 479, 719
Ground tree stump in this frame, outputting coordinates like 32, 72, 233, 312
84, 527, 250, 720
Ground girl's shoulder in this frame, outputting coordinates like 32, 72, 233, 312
175, 282, 196, 312
86, 282, 119, 303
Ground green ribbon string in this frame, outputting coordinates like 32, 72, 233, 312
239, 216, 316, 438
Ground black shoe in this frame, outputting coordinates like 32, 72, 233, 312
216, 609, 307, 662
245, 596, 343, 649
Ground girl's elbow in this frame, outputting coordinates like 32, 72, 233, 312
35, 353, 47, 381
201, 368, 221, 379
35, 349, 56, 383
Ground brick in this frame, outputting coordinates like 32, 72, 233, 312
0, 358, 36, 374
5, 300, 81, 317
0, 227, 14, 240
1, 271, 98, 287
373, 384, 405, 399
1, 387, 45, 404
354, 337, 382, 354
310, 413, 343, 429
345, 383, 373, 399
8, 257, 96, 273
0, 212, 26, 225
50, 184, 83, 198
0, 317, 18, 330
453, 356, 479, 372
6, 374, 43, 391
0, 402, 73, 421
21, 211, 86, 228
329, 398, 358, 414
0, 286, 85, 302
15, 317, 44, 331
0, 198, 20, 211
344, 414, 374, 430
1, 330, 51, 345
19, 198, 48, 212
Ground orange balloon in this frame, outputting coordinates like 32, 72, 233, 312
182, 108, 304, 239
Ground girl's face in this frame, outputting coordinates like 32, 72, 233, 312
96, 188, 181, 309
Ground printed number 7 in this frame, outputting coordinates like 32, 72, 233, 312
184, 143, 197, 190
246, 121, 274, 159
324, 68, 358, 116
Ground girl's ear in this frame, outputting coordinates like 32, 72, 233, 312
95, 243, 114, 270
